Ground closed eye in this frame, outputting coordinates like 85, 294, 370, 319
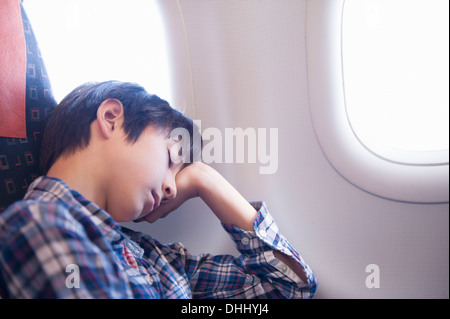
168, 150, 172, 168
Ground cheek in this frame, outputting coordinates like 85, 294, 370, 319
104, 177, 146, 222
113, 165, 166, 220
108, 188, 145, 222
139, 153, 169, 183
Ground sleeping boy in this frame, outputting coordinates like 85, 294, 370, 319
0, 81, 317, 298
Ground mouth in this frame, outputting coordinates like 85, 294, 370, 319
151, 190, 161, 211
134, 191, 163, 222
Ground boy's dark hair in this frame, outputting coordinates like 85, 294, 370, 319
40, 81, 200, 174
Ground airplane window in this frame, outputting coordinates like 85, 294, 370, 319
342, 0, 449, 165
306, 0, 448, 203
23, 0, 172, 104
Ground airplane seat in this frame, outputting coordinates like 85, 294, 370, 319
0, 1, 57, 212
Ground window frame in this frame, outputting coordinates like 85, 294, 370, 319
305, 0, 449, 203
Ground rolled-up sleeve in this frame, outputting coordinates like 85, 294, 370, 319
182, 201, 317, 299
221, 201, 317, 298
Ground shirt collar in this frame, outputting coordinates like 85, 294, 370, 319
26, 176, 125, 245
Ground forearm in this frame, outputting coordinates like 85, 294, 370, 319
196, 165, 309, 281
144, 162, 312, 285
196, 164, 257, 231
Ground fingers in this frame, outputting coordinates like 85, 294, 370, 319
142, 196, 183, 223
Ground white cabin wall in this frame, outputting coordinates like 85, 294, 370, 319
125, 0, 449, 298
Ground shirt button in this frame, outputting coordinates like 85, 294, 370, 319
258, 229, 267, 238
281, 265, 288, 273
241, 237, 250, 245
147, 276, 153, 285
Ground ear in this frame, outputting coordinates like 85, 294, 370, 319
96, 98, 124, 139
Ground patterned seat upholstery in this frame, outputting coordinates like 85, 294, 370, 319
0, 4, 57, 212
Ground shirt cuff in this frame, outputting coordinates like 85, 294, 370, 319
222, 201, 291, 254
221, 201, 309, 285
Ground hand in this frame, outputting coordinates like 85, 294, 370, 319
137, 162, 307, 282
137, 162, 205, 223
138, 162, 257, 231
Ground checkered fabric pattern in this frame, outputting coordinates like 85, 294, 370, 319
0, 176, 317, 298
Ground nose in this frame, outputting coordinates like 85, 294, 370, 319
161, 175, 177, 203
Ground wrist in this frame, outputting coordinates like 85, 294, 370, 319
193, 163, 257, 231
194, 163, 223, 198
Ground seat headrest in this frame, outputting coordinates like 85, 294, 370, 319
0, 3, 57, 212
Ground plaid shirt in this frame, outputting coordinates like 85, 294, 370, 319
0, 176, 317, 299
